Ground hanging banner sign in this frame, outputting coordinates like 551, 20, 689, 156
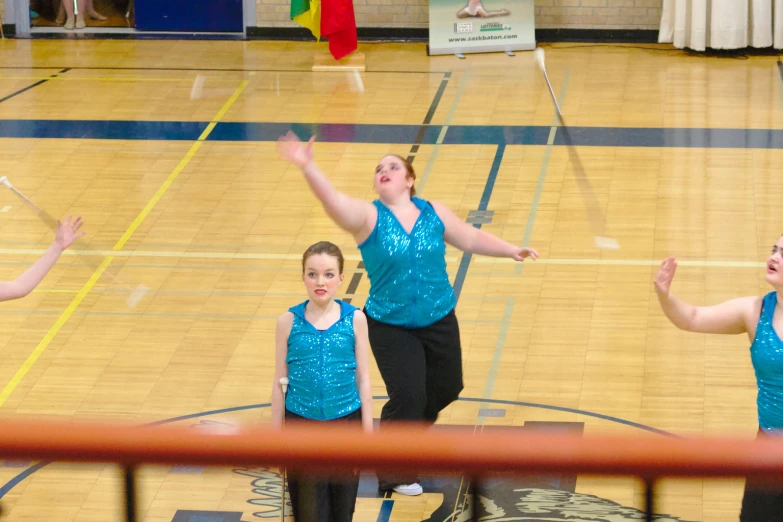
428, 0, 536, 56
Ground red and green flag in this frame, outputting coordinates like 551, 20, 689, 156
291, 0, 357, 60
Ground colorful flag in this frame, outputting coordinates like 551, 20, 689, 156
291, 0, 321, 40
291, 0, 357, 60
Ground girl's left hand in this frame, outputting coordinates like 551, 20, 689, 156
55, 216, 85, 250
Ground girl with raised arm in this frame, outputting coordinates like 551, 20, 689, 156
278, 131, 537, 495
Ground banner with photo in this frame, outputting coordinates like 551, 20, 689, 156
428, 0, 535, 56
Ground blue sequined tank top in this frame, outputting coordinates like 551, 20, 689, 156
285, 300, 362, 421
750, 291, 783, 432
358, 197, 456, 328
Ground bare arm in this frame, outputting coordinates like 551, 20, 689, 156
301, 161, 375, 235
271, 312, 293, 430
430, 201, 538, 261
653, 257, 757, 335
0, 216, 85, 302
278, 132, 374, 236
353, 311, 374, 434
0, 242, 64, 302
656, 292, 757, 334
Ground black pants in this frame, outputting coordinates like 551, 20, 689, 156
740, 429, 783, 521
365, 308, 464, 489
284, 409, 361, 522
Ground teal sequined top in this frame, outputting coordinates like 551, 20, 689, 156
285, 300, 362, 421
751, 291, 783, 432
358, 197, 456, 328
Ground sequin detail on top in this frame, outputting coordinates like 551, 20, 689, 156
285, 300, 362, 421
750, 291, 783, 432
358, 197, 456, 329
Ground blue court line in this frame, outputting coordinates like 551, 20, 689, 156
0, 119, 207, 140
405, 71, 452, 165
0, 461, 47, 498
0, 396, 673, 501
0, 119, 782, 149
376, 498, 394, 522
145, 403, 269, 426
212, 122, 783, 148
445, 124, 783, 149
416, 65, 471, 195
442, 125, 552, 146
208, 121, 445, 144
551, 125, 783, 149
477, 144, 505, 212
452, 143, 505, 300
423, 73, 451, 126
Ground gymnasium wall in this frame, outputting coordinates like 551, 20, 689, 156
0, 0, 662, 36
255, 0, 663, 30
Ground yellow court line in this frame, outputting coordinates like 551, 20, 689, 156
0, 256, 114, 407
113, 80, 248, 251
0, 80, 249, 410
0, 76, 242, 83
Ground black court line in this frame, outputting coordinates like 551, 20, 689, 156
451, 143, 505, 301
0, 67, 70, 105
406, 72, 451, 164
778, 57, 783, 82
342, 71, 452, 306
341, 261, 365, 305
0, 66, 449, 75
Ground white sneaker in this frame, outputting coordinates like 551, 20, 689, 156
393, 483, 423, 496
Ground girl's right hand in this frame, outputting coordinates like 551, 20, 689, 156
277, 131, 315, 169
653, 256, 677, 296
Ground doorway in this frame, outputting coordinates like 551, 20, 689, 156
29, 0, 133, 29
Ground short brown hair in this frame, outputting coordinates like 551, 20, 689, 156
302, 241, 345, 274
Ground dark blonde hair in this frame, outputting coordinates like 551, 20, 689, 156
387, 155, 417, 197
302, 241, 345, 274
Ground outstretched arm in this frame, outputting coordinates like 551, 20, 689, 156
430, 201, 538, 262
653, 257, 757, 335
0, 216, 85, 302
278, 132, 375, 237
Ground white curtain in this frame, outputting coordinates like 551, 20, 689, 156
659, 0, 783, 50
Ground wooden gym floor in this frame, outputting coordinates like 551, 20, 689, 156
0, 38, 778, 522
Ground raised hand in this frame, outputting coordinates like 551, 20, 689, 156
654, 256, 677, 296
55, 215, 85, 250
512, 247, 539, 262
277, 131, 315, 169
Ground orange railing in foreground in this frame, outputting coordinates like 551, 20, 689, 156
0, 418, 781, 521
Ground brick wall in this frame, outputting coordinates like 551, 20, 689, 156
256, 0, 662, 29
